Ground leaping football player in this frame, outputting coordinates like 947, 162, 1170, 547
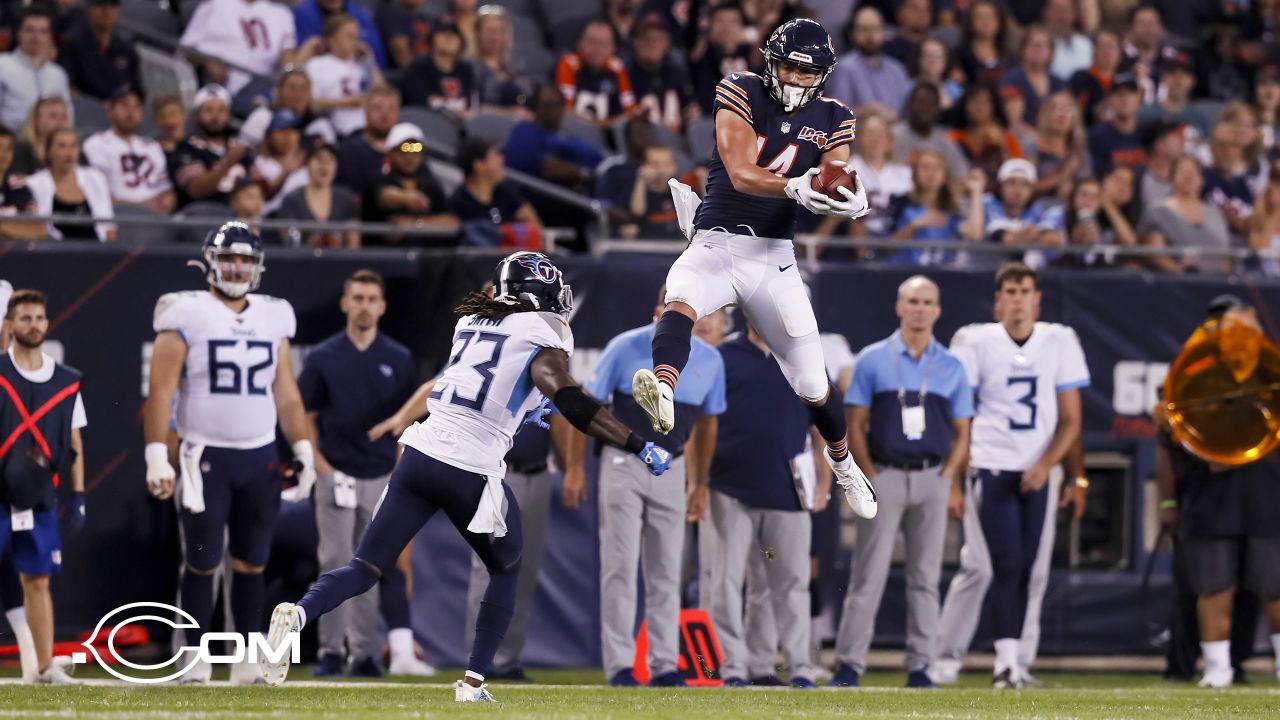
633, 18, 878, 518
262, 252, 673, 702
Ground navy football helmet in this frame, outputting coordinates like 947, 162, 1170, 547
202, 221, 265, 299
761, 18, 837, 112
493, 251, 573, 314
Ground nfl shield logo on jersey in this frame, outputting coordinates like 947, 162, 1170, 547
781, 122, 791, 133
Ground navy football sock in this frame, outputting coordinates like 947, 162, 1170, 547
230, 571, 266, 634
298, 560, 379, 625
379, 565, 411, 630
651, 311, 695, 389
807, 386, 850, 461
180, 567, 216, 646
468, 566, 519, 676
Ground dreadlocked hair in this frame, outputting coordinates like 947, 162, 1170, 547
453, 291, 531, 321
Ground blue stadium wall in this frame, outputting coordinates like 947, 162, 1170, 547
5, 243, 1278, 666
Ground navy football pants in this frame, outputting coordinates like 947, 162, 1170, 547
976, 469, 1049, 640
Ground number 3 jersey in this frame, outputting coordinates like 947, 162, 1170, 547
400, 311, 573, 477
950, 322, 1090, 472
693, 71, 856, 240
154, 291, 297, 448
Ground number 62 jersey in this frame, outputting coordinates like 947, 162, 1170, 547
399, 311, 574, 478
950, 322, 1090, 473
154, 291, 297, 449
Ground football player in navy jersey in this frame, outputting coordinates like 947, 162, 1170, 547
632, 18, 879, 519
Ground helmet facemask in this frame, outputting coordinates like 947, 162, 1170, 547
763, 53, 832, 112
205, 247, 264, 299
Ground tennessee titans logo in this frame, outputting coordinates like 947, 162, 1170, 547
516, 255, 558, 284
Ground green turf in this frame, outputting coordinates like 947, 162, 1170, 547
2, 665, 1279, 718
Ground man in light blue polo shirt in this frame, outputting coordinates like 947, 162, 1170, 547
563, 286, 725, 688
831, 275, 973, 688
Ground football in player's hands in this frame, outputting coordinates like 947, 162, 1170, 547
811, 161, 858, 201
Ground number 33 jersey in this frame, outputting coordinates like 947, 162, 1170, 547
154, 291, 297, 448
950, 322, 1090, 472
400, 311, 574, 477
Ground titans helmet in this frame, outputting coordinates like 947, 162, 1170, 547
493, 251, 573, 314
202, 221, 265, 299
761, 18, 837, 112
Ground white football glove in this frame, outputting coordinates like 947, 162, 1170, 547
282, 440, 316, 502
784, 166, 833, 215
822, 164, 871, 220
145, 442, 175, 498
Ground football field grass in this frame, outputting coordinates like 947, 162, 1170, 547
2, 666, 1279, 718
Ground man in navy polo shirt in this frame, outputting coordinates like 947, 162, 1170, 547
298, 269, 431, 678
831, 275, 973, 689
701, 320, 829, 688
563, 285, 725, 687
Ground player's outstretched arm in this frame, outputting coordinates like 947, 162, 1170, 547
143, 331, 186, 500
529, 348, 671, 476
368, 379, 436, 441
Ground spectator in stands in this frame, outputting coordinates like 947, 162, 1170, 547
612, 145, 683, 240
168, 84, 254, 208
452, 137, 539, 242
893, 83, 969, 176
376, 0, 431, 70
1139, 155, 1231, 273
947, 84, 1024, 191
963, 158, 1064, 268
690, 1, 752, 115
829, 7, 910, 122
1088, 73, 1145, 176
448, 0, 480, 55
336, 84, 400, 199
308, 14, 383, 140
401, 21, 476, 116
956, 0, 1007, 88
1202, 113, 1259, 240
1000, 26, 1064, 127
1255, 64, 1280, 162
1030, 91, 1089, 201
998, 86, 1038, 159
254, 111, 309, 216
27, 127, 114, 242
628, 15, 698, 134
0, 125, 42, 240
503, 84, 605, 191
275, 143, 360, 247
1138, 119, 1187, 210
368, 122, 456, 238
1059, 176, 1138, 267
180, 0, 299, 107
1043, 0, 1093, 81
596, 116, 656, 228
294, 0, 387, 69
473, 6, 530, 113
1248, 162, 1280, 275
1067, 28, 1122, 126
59, 0, 139, 102
82, 84, 175, 215
882, 0, 931, 67
11, 96, 69, 176
844, 114, 912, 238
555, 19, 636, 127
909, 38, 962, 111
152, 94, 187, 154
605, 0, 643, 54
0, 6, 71, 133
1122, 5, 1167, 102
1137, 52, 1211, 145
244, 68, 337, 148
229, 178, 265, 229
886, 148, 964, 265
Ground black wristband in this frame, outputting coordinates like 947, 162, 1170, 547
623, 433, 646, 454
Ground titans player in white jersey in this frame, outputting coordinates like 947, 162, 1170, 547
933, 262, 1089, 688
262, 252, 671, 702
143, 222, 317, 684
632, 18, 877, 519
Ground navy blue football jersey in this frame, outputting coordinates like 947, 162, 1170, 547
693, 71, 856, 239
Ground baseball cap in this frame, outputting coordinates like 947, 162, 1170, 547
1110, 72, 1140, 94
1143, 119, 1185, 149
997, 158, 1037, 184
193, 84, 232, 109
1164, 50, 1194, 75
107, 82, 143, 103
267, 109, 301, 131
385, 122, 425, 153
1258, 63, 1280, 85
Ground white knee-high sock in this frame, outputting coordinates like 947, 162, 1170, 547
5, 607, 38, 682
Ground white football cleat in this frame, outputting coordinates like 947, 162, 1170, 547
827, 451, 877, 519
262, 602, 301, 687
32, 663, 78, 685
632, 369, 675, 434
455, 679, 497, 702
230, 660, 266, 685
389, 655, 438, 677
178, 657, 212, 685
928, 660, 960, 686
1198, 668, 1233, 689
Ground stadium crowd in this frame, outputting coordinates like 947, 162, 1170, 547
0, 0, 1275, 269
